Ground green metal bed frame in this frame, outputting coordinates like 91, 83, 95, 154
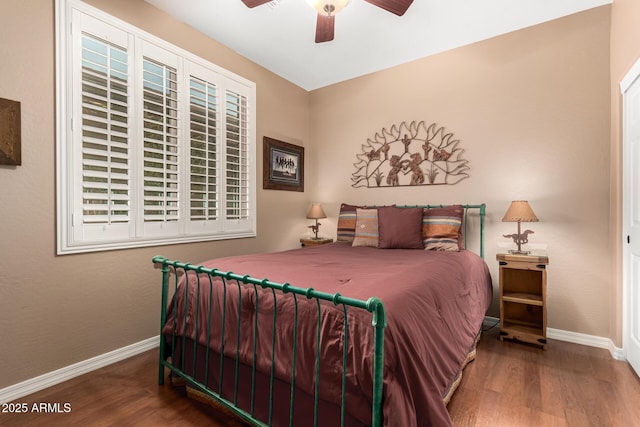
153, 204, 485, 427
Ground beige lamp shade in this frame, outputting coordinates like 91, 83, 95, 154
502, 200, 539, 222
306, 203, 327, 220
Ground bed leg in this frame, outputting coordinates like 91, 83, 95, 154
157, 258, 170, 385
370, 298, 387, 427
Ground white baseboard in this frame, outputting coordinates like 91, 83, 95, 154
0, 335, 159, 404
547, 328, 626, 360
484, 316, 625, 360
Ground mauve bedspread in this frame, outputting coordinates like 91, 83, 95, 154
163, 242, 492, 426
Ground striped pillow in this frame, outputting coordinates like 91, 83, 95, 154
336, 203, 358, 242
352, 208, 379, 247
422, 205, 464, 251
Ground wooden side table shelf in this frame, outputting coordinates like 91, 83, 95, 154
300, 237, 334, 247
497, 252, 549, 349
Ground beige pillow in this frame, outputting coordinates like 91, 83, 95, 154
352, 208, 379, 247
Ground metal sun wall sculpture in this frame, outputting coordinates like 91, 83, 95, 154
351, 121, 470, 188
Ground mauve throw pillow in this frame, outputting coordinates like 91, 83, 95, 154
377, 206, 424, 249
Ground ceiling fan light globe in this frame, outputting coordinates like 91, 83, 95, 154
307, 0, 351, 16
324, 4, 336, 14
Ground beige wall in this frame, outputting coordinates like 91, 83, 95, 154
0, 0, 309, 388
309, 7, 612, 333
609, 0, 640, 346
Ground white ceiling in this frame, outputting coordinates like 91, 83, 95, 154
145, 0, 611, 91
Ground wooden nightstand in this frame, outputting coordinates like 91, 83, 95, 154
299, 237, 334, 247
497, 252, 549, 349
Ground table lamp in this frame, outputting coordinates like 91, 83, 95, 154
306, 203, 327, 239
502, 200, 538, 255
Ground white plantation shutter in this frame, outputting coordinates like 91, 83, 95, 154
142, 58, 180, 223
185, 63, 254, 236
57, 2, 256, 254
188, 76, 219, 224
224, 89, 250, 222
80, 34, 130, 225
68, 11, 135, 245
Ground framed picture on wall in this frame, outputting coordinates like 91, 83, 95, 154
0, 97, 21, 165
263, 137, 304, 192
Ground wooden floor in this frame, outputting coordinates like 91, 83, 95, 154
2, 327, 640, 426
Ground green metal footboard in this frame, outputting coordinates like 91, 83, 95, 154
153, 256, 387, 427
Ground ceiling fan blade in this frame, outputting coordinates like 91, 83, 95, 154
365, 0, 414, 16
315, 14, 335, 43
241, 0, 272, 8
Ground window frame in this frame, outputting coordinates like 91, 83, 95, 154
55, 0, 257, 255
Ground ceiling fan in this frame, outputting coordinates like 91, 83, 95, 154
241, 0, 414, 43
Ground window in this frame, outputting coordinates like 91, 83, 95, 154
56, 0, 256, 254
